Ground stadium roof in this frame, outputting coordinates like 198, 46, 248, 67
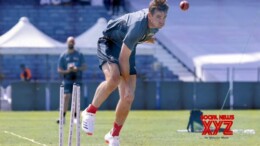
0, 17, 65, 48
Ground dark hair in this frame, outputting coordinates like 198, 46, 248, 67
149, 0, 169, 15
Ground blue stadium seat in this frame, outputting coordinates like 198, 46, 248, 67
0, 5, 110, 42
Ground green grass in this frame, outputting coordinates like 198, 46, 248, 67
0, 110, 259, 146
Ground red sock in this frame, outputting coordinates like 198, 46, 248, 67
111, 122, 123, 136
86, 104, 97, 114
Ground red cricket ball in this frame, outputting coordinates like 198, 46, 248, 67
180, 0, 189, 11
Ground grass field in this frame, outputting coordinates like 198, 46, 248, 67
0, 110, 259, 146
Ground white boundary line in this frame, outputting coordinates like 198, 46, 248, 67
4, 131, 47, 146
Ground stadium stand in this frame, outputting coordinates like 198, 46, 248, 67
0, 0, 178, 84
0, 0, 39, 6
0, 4, 110, 42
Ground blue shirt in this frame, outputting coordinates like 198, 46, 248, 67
58, 50, 85, 83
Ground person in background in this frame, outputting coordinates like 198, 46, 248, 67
20, 64, 32, 81
57, 36, 86, 124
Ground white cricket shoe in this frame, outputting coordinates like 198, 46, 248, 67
104, 131, 120, 146
81, 110, 96, 135
73, 118, 78, 124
